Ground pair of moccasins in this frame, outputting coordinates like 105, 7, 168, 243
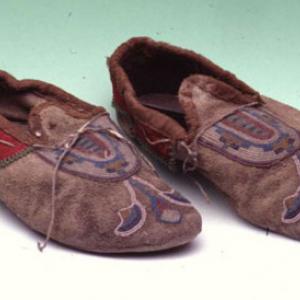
1, 37, 300, 254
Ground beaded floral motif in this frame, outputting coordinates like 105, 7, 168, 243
35, 114, 192, 236
282, 151, 300, 224
115, 176, 192, 237
37, 115, 141, 182
199, 107, 300, 167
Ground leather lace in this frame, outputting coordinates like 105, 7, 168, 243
33, 114, 141, 251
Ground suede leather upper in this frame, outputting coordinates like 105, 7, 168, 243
0, 71, 201, 253
109, 37, 300, 240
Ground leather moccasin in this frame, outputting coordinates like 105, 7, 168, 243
108, 37, 300, 240
0, 70, 201, 253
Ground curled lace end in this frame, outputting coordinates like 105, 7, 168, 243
178, 141, 199, 173
188, 176, 211, 204
37, 240, 47, 252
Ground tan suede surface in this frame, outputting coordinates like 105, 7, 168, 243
180, 76, 300, 239
0, 70, 201, 253
0, 153, 201, 252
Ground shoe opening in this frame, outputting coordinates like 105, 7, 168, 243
118, 40, 218, 129
0, 90, 46, 129
117, 38, 260, 131
119, 42, 206, 96
120, 42, 207, 128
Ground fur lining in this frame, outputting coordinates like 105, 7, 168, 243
108, 37, 262, 143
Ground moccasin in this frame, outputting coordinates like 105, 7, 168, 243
108, 37, 300, 240
0, 70, 201, 253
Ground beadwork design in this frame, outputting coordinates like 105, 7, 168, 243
37, 115, 141, 182
199, 107, 300, 166
36, 114, 192, 236
115, 176, 192, 237
282, 151, 300, 224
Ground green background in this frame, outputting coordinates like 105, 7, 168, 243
1, 0, 300, 113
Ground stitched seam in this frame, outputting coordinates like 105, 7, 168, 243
115, 103, 182, 141
0, 146, 33, 169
